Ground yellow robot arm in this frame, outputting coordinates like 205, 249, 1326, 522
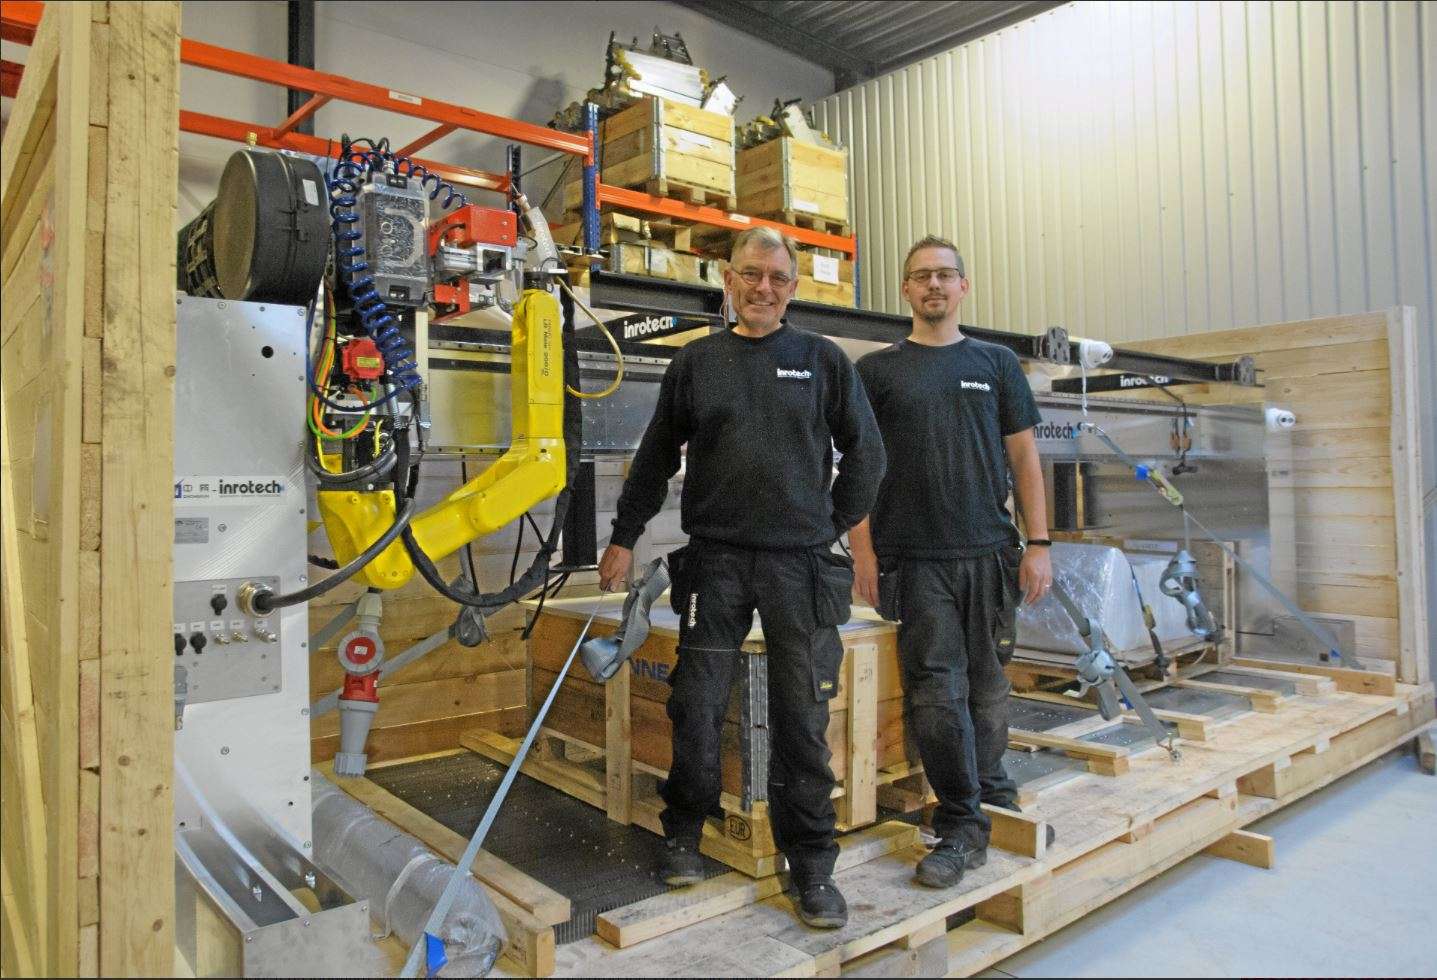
316, 287, 567, 590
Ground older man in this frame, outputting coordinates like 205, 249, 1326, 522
598, 227, 885, 928
852, 235, 1053, 889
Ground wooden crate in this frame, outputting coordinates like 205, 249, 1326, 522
0, 4, 181, 976
486, 595, 904, 876
737, 136, 850, 227
564, 97, 736, 211
795, 275, 856, 308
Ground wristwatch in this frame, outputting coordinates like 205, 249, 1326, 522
1026, 538, 1052, 548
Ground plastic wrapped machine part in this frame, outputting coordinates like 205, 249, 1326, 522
311, 771, 505, 977
1016, 543, 1199, 661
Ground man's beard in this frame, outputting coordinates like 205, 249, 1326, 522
918, 298, 948, 324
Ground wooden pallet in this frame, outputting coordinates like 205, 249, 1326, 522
756, 209, 852, 237
504, 663, 1434, 978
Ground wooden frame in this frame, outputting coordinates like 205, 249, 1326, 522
1, 4, 180, 975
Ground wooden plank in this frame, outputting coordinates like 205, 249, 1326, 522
1386, 307, 1428, 685
310, 669, 525, 739
0, 392, 50, 974
1207, 827, 1276, 867
840, 643, 877, 827
1231, 657, 1396, 697
95, 6, 182, 972
605, 660, 632, 825
1177, 678, 1285, 713
309, 705, 526, 766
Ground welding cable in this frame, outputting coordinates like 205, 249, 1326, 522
555, 273, 624, 400
249, 497, 417, 614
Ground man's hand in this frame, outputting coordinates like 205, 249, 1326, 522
1018, 546, 1053, 604
853, 545, 879, 608
598, 544, 634, 592
847, 518, 879, 607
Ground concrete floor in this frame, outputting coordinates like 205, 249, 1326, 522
986, 746, 1437, 978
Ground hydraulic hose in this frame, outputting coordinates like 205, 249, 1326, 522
252, 497, 418, 614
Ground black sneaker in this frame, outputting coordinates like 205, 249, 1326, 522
659, 838, 704, 887
990, 799, 1058, 847
915, 839, 987, 889
794, 876, 848, 929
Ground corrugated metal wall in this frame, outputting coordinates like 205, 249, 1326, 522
814, 0, 1435, 350
817, 0, 1437, 673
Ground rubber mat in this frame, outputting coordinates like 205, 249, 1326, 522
1199, 669, 1296, 695
367, 752, 730, 944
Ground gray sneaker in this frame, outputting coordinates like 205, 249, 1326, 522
915, 840, 987, 888
659, 838, 704, 887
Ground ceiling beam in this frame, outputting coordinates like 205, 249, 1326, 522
673, 0, 877, 87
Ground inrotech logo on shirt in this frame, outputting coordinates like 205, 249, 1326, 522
777, 368, 812, 380
961, 380, 992, 391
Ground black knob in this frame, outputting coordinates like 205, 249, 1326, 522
210, 593, 228, 615
189, 632, 207, 654
174, 633, 186, 656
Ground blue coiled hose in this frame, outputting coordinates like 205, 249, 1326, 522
326, 140, 468, 393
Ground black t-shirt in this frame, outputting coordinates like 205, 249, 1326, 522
857, 336, 1042, 559
612, 323, 886, 551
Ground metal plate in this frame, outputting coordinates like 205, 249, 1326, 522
1008, 698, 1095, 731
1141, 686, 1250, 720
1081, 721, 1177, 748
1199, 669, 1297, 696
174, 576, 282, 703
368, 752, 730, 945
173, 295, 313, 852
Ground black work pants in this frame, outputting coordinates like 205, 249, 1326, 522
660, 538, 853, 880
880, 547, 1022, 847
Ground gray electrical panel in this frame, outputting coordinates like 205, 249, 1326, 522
358, 173, 428, 307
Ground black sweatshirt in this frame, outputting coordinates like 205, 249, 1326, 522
611, 324, 885, 551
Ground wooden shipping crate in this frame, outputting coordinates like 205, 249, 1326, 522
519, 595, 903, 875
564, 97, 736, 211
797, 250, 855, 283
796, 275, 857, 308
737, 137, 850, 226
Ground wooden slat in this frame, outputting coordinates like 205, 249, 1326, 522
840, 642, 878, 827
605, 660, 632, 825
1385, 307, 1429, 685
97, 4, 180, 973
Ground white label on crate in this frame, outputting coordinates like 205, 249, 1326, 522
812, 255, 841, 285
301, 178, 320, 207
727, 213, 751, 223
670, 131, 716, 152
388, 90, 422, 106
792, 198, 820, 214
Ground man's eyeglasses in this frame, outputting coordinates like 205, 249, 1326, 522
735, 268, 794, 288
905, 268, 963, 285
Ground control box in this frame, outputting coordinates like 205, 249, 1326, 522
359, 173, 429, 307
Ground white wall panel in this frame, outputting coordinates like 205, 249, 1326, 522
815, 0, 1433, 354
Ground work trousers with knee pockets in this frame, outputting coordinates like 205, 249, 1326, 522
878, 547, 1023, 847
659, 538, 854, 880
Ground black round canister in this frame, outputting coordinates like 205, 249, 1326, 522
176, 148, 330, 305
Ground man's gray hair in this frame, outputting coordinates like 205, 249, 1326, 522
731, 226, 798, 276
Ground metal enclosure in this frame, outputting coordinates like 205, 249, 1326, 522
172, 297, 373, 976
